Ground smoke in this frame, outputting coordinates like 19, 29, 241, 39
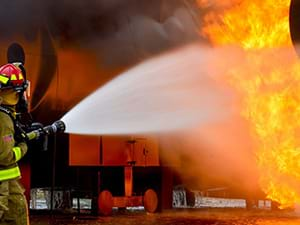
154, 44, 261, 193
66, 1, 201, 66
0, 0, 42, 40
197, 0, 242, 9
159, 114, 260, 194
0, 0, 201, 66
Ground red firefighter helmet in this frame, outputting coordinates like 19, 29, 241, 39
0, 63, 27, 92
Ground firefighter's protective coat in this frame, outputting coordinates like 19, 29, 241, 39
0, 110, 29, 225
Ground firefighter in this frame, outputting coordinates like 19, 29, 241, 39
0, 63, 29, 225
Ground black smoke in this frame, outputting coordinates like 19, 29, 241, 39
0, 0, 202, 66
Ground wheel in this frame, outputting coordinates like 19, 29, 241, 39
143, 189, 158, 213
98, 190, 113, 216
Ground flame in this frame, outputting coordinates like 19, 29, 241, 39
200, 0, 291, 48
199, 0, 300, 208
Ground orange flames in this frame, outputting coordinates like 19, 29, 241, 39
199, 0, 300, 208
200, 0, 291, 48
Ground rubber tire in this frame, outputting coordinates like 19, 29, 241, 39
98, 190, 113, 216
143, 189, 158, 213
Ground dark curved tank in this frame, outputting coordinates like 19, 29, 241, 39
290, 0, 300, 54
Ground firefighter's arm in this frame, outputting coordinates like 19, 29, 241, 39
0, 113, 27, 166
12, 142, 28, 162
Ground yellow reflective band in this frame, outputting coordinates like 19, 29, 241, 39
12, 146, 22, 162
0, 166, 21, 181
0, 75, 9, 84
19, 73, 24, 80
10, 74, 17, 81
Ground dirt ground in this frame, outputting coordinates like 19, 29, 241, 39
29, 209, 300, 225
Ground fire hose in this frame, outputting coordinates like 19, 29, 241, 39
14, 120, 66, 151
24, 120, 66, 141
15, 119, 65, 142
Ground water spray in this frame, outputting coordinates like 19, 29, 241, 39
62, 44, 235, 135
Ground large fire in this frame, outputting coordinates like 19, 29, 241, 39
198, 0, 300, 208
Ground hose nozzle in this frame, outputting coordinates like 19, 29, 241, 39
43, 120, 66, 135
26, 120, 66, 140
